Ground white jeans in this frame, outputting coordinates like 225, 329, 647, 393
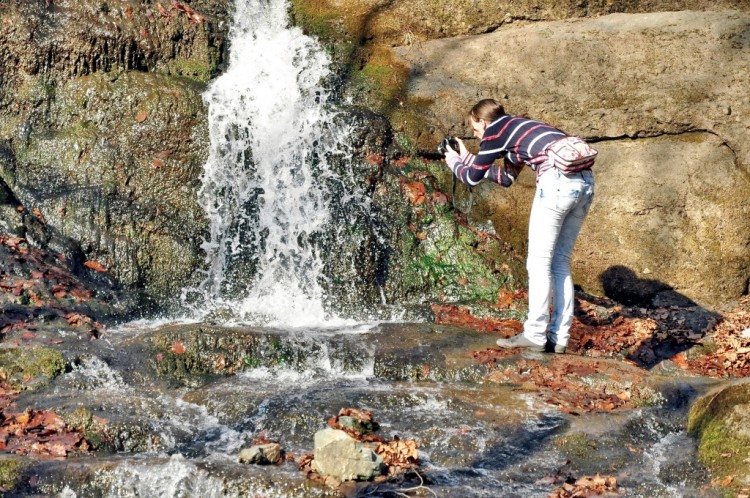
523, 167, 595, 347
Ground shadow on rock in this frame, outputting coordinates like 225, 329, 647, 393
596, 265, 721, 370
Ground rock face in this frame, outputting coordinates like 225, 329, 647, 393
311, 428, 385, 482
0, 0, 230, 305
392, 10, 750, 308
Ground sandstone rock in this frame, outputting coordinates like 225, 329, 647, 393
311, 428, 385, 481
392, 10, 750, 308
238, 443, 283, 465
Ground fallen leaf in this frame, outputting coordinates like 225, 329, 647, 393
671, 353, 689, 369
135, 110, 148, 122
83, 260, 108, 272
171, 342, 186, 354
32, 208, 46, 223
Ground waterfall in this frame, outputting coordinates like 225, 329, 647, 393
183, 0, 355, 327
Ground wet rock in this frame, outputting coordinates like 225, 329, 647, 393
0, 0, 231, 306
688, 381, 750, 492
311, 428, 385, 482
238, 443, 283, 465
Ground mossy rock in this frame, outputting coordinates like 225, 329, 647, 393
0, 348, 65, 390
378, 156, 524, 305
688, 381, 750, 492
0, 456, 28, 493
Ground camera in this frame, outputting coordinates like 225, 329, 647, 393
437, 136, 460, 156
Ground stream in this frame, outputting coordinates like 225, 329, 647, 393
15, 321, 722, 497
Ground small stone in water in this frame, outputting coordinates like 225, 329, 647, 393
238, 443, 283, 465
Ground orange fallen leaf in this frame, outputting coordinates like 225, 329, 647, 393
84, 260, 108, 272
171, 342, 186, 354
32, 207, 46, 223
135, 110, 148, 122
671, 352, 689, 369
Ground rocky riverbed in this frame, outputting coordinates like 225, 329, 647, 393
2, 232, 750, 497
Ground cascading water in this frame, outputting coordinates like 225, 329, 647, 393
182, 0, 358, 327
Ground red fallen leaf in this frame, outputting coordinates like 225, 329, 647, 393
431, 191, 449, 205
152, 158, 165, 169
21, 332, 35, 341
400, 179, 426, 205
365, 152, 384, 166
171, 341, 186, 354
124, 6, 132, 18
70, 289, 93, 301
393, 156, 411, 168
156, 2, 169, 18
135, 110, 148, 123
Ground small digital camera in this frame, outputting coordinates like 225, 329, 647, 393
437, 136, 460, 156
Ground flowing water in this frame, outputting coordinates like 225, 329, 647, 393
181, 0, 361, 327
16, 1, 725, 496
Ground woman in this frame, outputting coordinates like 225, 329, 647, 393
443, 99, 595, 353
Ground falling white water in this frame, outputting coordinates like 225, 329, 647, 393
185, 0, 355, 327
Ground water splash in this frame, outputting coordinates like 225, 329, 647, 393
183, 0, 357, 327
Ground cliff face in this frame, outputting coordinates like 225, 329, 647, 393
0, 0, 230, 302
389, 10, 750, 308
286, 0, 750, 309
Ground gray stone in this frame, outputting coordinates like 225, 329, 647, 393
238, 443, 282, 465
311, 428, 385, 482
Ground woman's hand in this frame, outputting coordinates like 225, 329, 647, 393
455, 137, 468, 156
444, 148, 460, 169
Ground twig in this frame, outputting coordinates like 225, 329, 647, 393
390, 471, 437, 497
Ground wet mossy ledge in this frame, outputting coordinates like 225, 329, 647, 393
688, 381, 750, 493
148, 324, 497, 386
0, 348, 65, 391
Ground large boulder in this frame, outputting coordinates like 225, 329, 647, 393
391, 10, 750, 308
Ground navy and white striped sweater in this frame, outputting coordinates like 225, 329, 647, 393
449, 115, 567, 187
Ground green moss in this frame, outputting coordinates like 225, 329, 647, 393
554, 432, 598, 459
0, 348, 66, 390
65, 407, 109, 450
348, 46, 410, 116
163, 59, 213, 84
288, 0, 362, 63
0, 457, 27, 492
688, 384, 750, 493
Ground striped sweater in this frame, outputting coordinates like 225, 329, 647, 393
449, 115, 568, 187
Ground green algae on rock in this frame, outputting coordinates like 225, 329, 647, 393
0, 348, 65, 391
688, 381, 750, 492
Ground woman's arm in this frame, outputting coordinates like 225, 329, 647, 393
446, 139, 516, 187
485, 159, 523, 187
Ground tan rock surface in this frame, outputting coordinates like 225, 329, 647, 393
392, 10, 750, 307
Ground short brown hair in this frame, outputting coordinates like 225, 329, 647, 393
466, 99, 505, 127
